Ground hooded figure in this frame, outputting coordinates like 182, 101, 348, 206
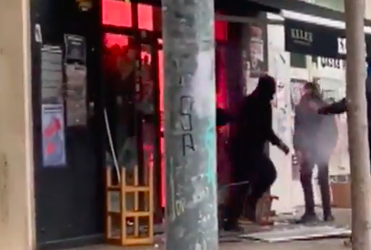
294, 82, 336, 223
223, 75, 289, 231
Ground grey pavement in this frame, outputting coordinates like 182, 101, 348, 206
71, 209, 352, 250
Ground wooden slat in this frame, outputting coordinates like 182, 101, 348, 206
107, 186, 120, 191
148, 162, 154, 239
121, 169, 127, 241
134, 166, 139, 237
120, 236, 153, 246
124, 211, 151, 217
107, 211, 120, 216
123, 186, 150, 192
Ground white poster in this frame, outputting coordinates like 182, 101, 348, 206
42, 104, 66, 167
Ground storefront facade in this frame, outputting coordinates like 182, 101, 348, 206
2, 0, 371, 250
267, 9, 371, 211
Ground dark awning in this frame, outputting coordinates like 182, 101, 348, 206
284, 18, 371, 59
128, 0, 371, 26
249, 0, 371, 26
133, 0, 281, 13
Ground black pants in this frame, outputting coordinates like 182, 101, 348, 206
300, 152, 332, 217
224, 152, 277, 224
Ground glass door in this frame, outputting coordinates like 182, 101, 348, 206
102, 32, 162, 227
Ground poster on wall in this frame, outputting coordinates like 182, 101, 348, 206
41, 45, 63, 104
42, 104, 66, 167
64, 34, 87, 126
243, 24, 266, 95
249, 25, 264, 78
65, 63, 87, 126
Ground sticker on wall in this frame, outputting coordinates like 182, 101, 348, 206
42, 104, 66, 167
35, 24, 42, 43
64, 34, 86, 64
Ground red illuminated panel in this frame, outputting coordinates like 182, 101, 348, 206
138, 4, 154, 31
216, 46, 227, 108
104, 33, 129, 47
215, 20, 227, 41
157, 46, 165, 207
102, 0, 132, 27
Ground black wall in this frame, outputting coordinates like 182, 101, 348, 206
30, 0, 105, 248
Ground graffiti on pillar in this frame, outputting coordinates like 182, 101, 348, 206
179, 95, 195, 156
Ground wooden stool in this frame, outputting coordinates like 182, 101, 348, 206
256, 194, 278, 225
105, 165, 154, 246
240, 193, 278, 225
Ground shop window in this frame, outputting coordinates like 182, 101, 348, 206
138, 4, 153, 31
290, 53, 307, 68
315, 0, 344, 12
301, 0, 344, 12
102, 0, 132, 27
104, 33, 129, 48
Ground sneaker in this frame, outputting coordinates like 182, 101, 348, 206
295, 213, 319, 224
324, 214, 335, 222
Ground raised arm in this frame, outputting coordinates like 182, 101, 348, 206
317, 98, 347, 115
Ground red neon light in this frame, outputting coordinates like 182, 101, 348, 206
215, 20, 227, 41
102, 0, 132, 27
138, 4, 154, 31
157, 47, 165, 207
104, 33, 129, 47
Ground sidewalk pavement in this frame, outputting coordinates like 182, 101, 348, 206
71, 209, 352, 250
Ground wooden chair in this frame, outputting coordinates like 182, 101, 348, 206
105, 165, 154, 246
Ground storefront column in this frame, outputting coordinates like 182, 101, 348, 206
0, 0, 35, 249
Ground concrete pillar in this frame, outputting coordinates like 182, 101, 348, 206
0, 0, 35, 249
161, 0, 219, 249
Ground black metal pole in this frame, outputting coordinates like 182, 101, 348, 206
161, 0, 218, 249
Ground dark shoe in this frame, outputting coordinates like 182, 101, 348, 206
245, 207, 257, 222
222, 220, 244, 232
324, 214, 335, 222
295, 212, 319, 224
244, 199, 257, 222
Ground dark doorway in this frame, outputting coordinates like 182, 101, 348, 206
102, 29, 164, 223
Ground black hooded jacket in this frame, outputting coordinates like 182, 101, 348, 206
230, 75, 282, 154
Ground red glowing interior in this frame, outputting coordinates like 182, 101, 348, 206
102, 0, 228, 208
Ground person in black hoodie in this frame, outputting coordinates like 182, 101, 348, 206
222, 74, 289, 231
294, 82, 337, 223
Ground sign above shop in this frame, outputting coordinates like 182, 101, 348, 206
318, 57, 345, 69
284, 19, 371, 59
